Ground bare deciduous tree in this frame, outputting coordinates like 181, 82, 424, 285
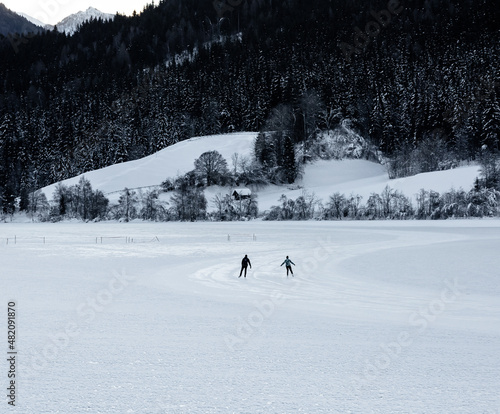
194, 150, 230, 186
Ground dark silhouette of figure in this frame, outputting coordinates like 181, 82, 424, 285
239, 254, 252, 278
281, 256, 295, 276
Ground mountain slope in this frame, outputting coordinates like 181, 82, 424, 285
1, 0, 498, 209
0, 3, 43, 35
55, 7, 114, 35
15, 11, 53, 30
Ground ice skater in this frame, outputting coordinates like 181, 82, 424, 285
239, 254, 252, 278
281, 256, 295, 276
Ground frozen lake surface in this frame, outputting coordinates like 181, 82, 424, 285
1, 220, 499, 413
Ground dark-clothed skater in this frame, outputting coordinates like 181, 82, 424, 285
239, 254, 252, 278
281, 256, 295, 276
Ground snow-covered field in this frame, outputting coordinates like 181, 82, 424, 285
1, 220, 499, 413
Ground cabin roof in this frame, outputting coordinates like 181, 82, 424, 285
233, 188, 252, 195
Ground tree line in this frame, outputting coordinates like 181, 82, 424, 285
6, 145, 500, 223
263, 185, 500, 221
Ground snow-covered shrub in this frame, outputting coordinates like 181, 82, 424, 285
263, 192, 319, 221
26, 190, 50, 222
477, 149, 500, 190
49, 179, 109, 221
211, 192, 258, 221
467, 187, 500, 217
171, 187, 207, 221
262, 205, 282, 221
308, 120, 380, 162
111, 188, 138, 222
161, 178, 175, 192
323, 193, 348, 220
236, 157, 269, 187
139, 189, 170, 221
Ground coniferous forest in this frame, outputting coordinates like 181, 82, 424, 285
0, 0, 499, 214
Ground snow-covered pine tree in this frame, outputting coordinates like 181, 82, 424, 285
117, 188, 138, 222
482, 97, 500, 152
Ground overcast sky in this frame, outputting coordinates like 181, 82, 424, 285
3, 0, 153, 25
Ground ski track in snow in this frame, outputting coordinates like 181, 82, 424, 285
1, 220, 499, 413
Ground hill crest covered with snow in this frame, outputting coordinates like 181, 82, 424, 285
40, 132, 481, 212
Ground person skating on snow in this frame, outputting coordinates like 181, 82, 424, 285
239, 254, 252, 278
281, 256, 295, 276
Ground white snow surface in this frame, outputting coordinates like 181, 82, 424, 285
55, 7, 114, 35
15, 12, 53, 30
40, 132, 481, 211
1, 220, 499, 413
258, 159, 481, 209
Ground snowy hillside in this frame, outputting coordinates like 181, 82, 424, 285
40, 132, 481, 211
55, 7, 114, 35
254, 160, 481, 211
15, 12, 53, 30
41, 132, 257, 201
41, 132, 481, 212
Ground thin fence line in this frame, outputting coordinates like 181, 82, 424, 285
2, 235, 160, 245
227, 233, 257, 241
104, 185, 162, 196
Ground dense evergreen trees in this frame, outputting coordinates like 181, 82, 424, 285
0, 0, 499, 207
0, 4, 42, 36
